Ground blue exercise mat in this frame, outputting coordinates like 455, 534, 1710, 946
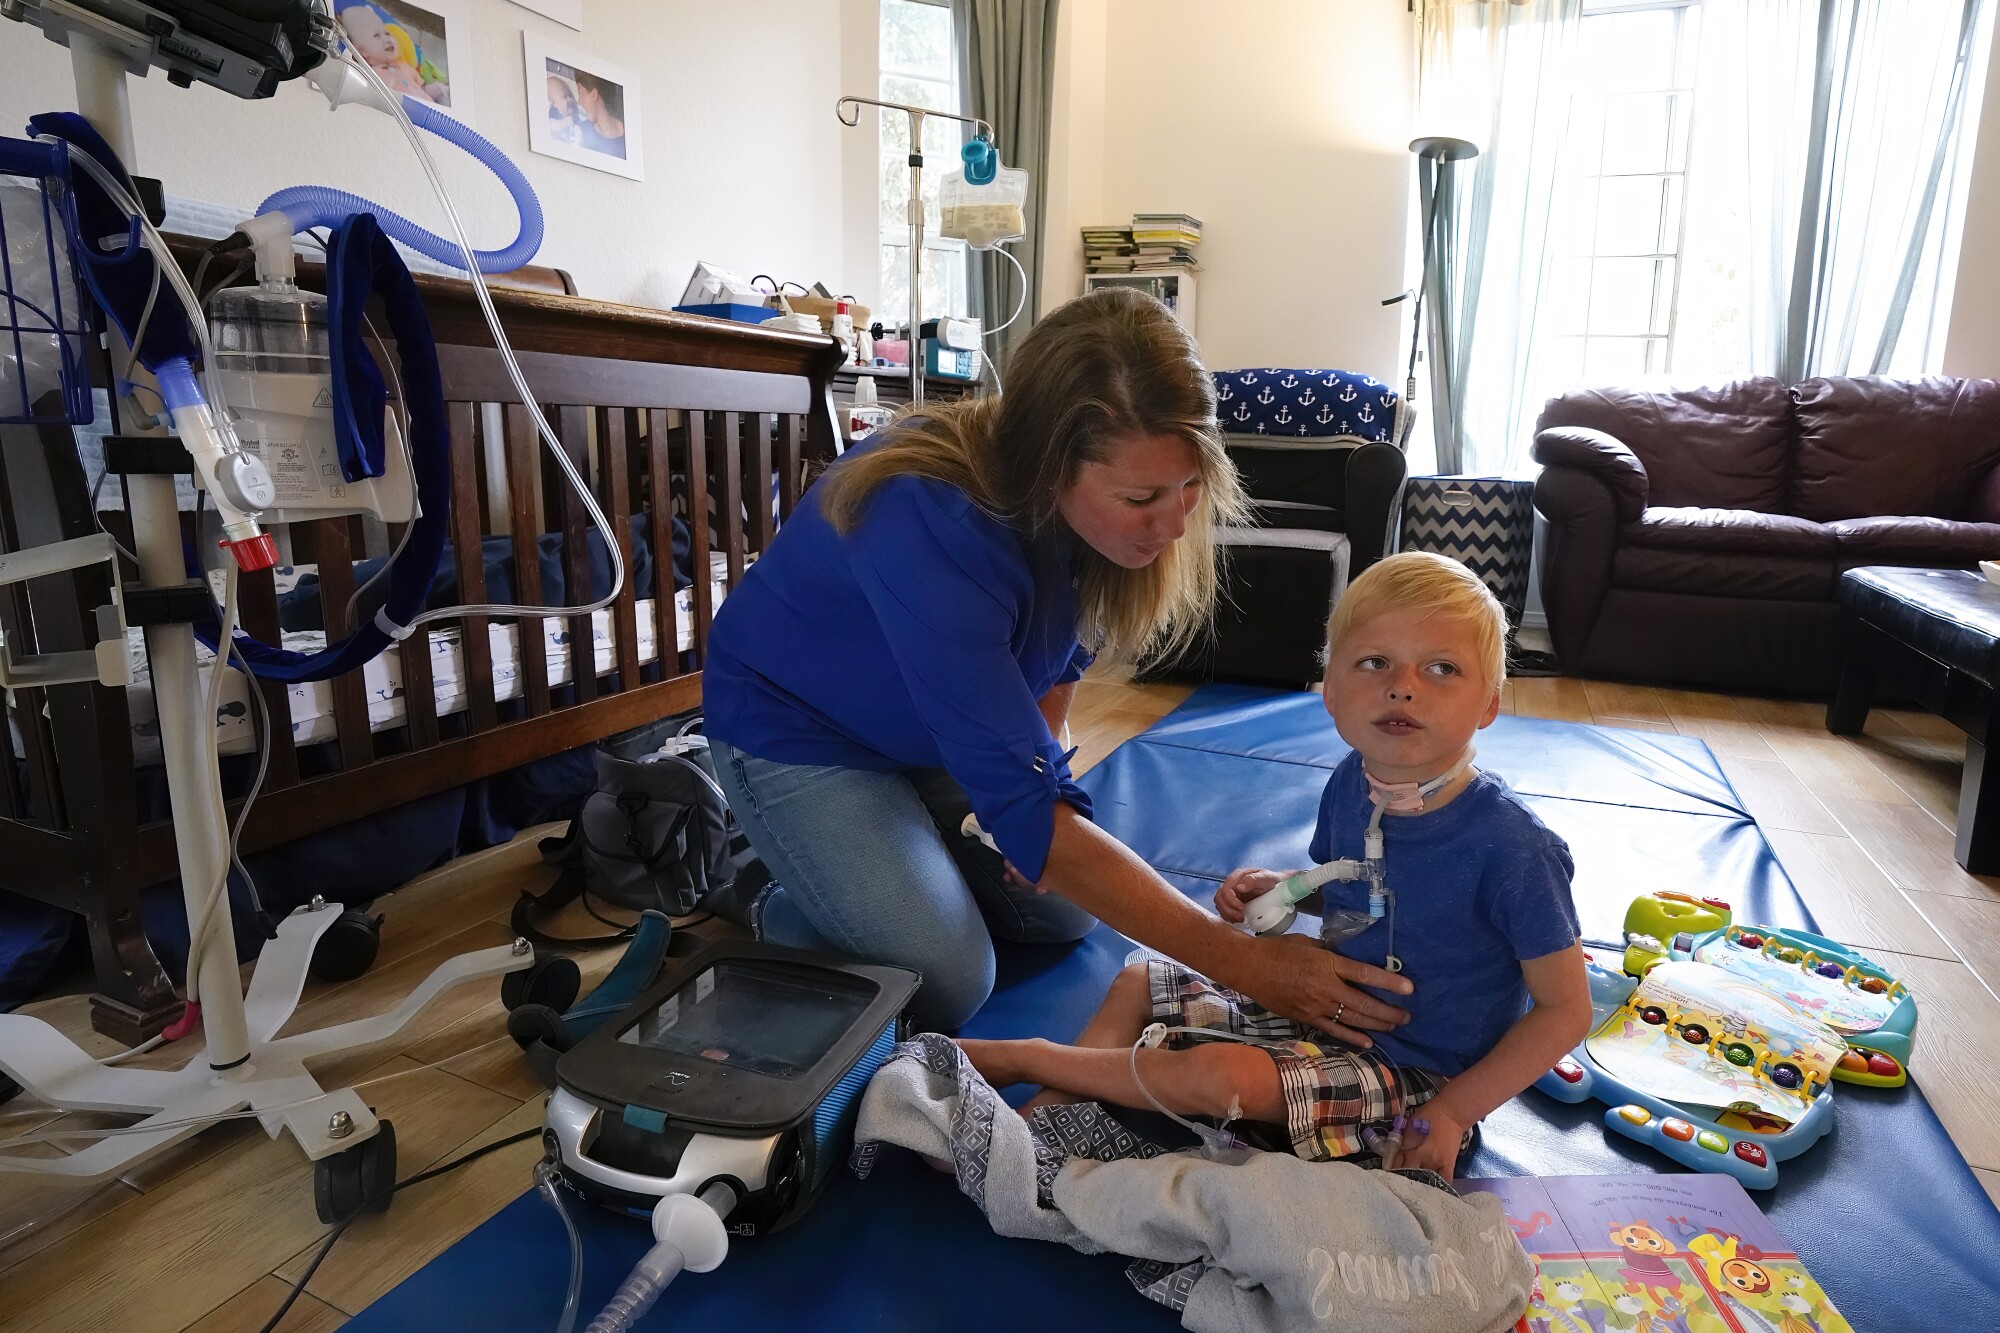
348, 685, 2000, 1331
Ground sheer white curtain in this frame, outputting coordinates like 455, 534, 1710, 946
1414, 0, 1586, 475
1677, 0, 1993, 383
1426, 0, 1994, 476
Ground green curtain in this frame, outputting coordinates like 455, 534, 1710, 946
953, 0, 1061, 371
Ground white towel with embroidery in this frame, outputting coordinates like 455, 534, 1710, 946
852, 1034, 1533, 1333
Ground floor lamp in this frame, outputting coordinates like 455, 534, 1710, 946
1402, 134, 1479, 469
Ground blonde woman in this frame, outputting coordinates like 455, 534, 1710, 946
703, 288, 1414, 1036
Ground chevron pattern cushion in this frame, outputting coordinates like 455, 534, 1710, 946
1400, 477, 1537, 624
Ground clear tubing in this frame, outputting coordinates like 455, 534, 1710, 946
537, 1161, 585, 1333
581, 1183, 736, 1333
256, 98, 544, 274
984, 245, 1030, 336
52, 144, 230, 420
335, 45, 625, 631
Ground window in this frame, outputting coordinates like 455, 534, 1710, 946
1539, 0, 1703, 385
879, 0, 968, 328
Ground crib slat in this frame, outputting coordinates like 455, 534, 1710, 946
779, 414, 804, 522
301, 517, 374, 771
744, 412, 775, 556
449, 401, 498, 734
390, 524, 440, 752
684, 410, 713, 664
505, 403, 552, 718
715, 411, 745, 589
237, 566, 299, 790
604, 407, 641, 692
553, 404, 597, 706
646, 409, 682, 673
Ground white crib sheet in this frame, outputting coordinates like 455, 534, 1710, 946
124, 573, 729, 765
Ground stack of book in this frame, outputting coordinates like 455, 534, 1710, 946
1083, 213, 1202, 274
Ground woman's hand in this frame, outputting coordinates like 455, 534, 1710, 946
1236, 934, 1412, 1047
1214, 868, 1291, 924
1393, 1103, 1467, 1183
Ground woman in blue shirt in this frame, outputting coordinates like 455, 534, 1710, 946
704, 288, 1414, 1034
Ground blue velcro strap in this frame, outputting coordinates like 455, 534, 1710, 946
26, 113, 200, 369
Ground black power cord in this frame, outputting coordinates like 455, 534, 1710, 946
257, 1127, 542, 1333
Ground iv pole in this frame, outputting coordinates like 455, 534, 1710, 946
0, 24, 529, 1202
836, 95, 992, 406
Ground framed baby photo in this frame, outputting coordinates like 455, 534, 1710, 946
523, 34, 646, 181
334, 0, 477, 126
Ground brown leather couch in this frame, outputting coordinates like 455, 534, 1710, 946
1531, 375, 2000, 693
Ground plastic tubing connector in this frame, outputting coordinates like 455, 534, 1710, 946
255, 96, 544, 274
581, 1186, 734, 1333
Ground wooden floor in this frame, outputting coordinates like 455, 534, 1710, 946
4, 671, 1999, 1331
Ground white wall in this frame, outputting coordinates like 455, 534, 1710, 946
1945, 7, 2000, 377
0, 1, 863, 310
1043, 0, 1416, 376
1042, 0, 1110, 319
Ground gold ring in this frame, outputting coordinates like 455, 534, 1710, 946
1333, 1002, 1346, 1024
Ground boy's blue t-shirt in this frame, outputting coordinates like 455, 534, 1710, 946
1307, 754, 1579, 1078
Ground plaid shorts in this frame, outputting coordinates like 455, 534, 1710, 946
1146, 959, 1444, 1162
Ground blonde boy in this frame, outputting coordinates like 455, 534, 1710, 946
959, 553, 1592, 1182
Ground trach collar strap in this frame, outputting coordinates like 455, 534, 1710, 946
1364, 746, 1475, 814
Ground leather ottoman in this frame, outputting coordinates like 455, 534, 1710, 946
1828, 566, 2000, 870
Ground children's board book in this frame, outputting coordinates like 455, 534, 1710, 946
1459, 1174, 1850, 1333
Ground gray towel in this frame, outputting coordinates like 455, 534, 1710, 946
853, 1035, 1534, 1333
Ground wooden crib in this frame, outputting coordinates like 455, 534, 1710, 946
0, 257, 844, 1042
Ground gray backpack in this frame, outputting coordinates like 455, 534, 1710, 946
513, 715, 752, 946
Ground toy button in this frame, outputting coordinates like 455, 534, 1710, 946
1616, 1105, 1652, 1126
1838, 1050, 1869, 1073
1736, 932, 1764, 949
1816, 962, 1845, 979
1697, 1130, 1728, 1154
1661, 1118, 1695, 1142
1867, 1052, 1901, 1078
1555, 1057, 1585, 1084
1701, 896, 1731, 911
1859, 976, 1889, 994
1734, 1140, 1768, 1167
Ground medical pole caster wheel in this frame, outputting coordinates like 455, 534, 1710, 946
314, 1118, 397, 1225
501, 951, 580, 1015
309, 908, 385, 984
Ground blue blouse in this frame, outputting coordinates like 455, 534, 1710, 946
703, 470, 1094, 882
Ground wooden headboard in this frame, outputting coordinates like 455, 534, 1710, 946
0, 261, 844, 1041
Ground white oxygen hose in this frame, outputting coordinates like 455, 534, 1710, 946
582, 1181, 738, 1333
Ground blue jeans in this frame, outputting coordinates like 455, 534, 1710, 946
710, 737, 1098, 1031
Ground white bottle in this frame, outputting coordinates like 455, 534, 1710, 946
846, 375, 894, 442
830, 300, 857, 363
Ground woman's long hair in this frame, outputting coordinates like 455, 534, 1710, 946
817, 287, 1247, 667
